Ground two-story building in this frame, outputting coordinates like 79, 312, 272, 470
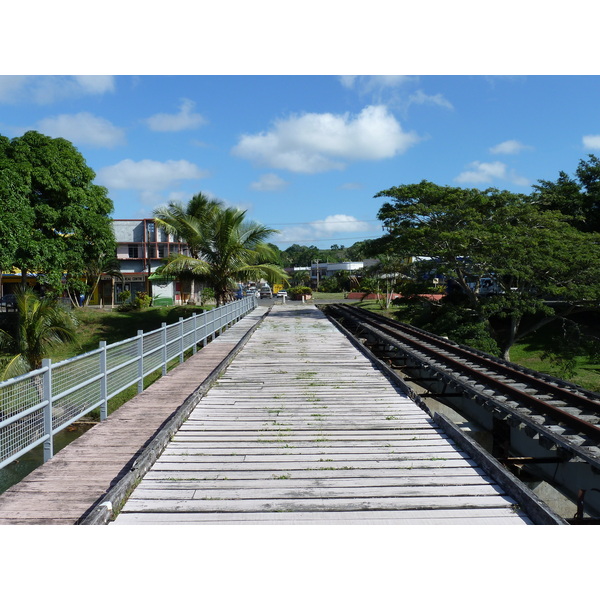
108, 219, 191, 306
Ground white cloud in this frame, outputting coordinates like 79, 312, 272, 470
489, 139, 533, 154
583, 135, 600, 150
340, 77, 452, 114
72, 76, 116, 94
273, 214, 375, 245
339, 182, 364, 190
339, 75, 415, 92
455, 160, 529, 186
232, 105, 420, 173
250, 173, 288, 191
455, 161, 507, 184
145, 99, 207, 132
407, 90, 454, 110
96, 158, 208, 191
0, 75, 115, 104
36, 112, 125, 148
0, 76, 29, 102
312, 214, 372, 234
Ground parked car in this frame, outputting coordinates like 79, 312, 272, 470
276, 289, 288, 298
0, 294, 17, 310
259, 285, 273, 299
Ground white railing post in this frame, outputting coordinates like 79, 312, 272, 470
161, 322, 168, 375
137, 330, 144, 393
100, 341, 108, 421
179, 317, 184, 363
202, 310, 208, 346
42, 358, 54, 462
210, 309, 216, 342
192, 312, 197, 354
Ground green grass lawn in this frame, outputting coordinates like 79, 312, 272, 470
312, 291, 348, 301
50, 304, 213, 362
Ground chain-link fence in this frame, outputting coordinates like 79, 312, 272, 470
0, 296, 257, 469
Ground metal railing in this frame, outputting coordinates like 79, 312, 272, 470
0, 296, 257, 470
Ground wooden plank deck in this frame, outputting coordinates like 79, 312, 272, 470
113, 304, 534, 525
0, 306, 269, 525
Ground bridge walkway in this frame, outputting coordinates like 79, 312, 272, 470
113, 304, 535, 525
0, 305, 269, 525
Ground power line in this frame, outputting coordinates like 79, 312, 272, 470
274, 234, 380, 244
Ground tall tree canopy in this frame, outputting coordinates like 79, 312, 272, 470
533, 154, 600, 233
0, 131, 116, 297
154, 195, 288, 306
374, 180, 600, 360
0, 141, 34, 290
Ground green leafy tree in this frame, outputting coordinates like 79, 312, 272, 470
0, 131, 115, 295
375, 181, 600, 360
0, 288, 78, 380
289, 269, 312, 287
0, 137, 35, 294
281, 244, 322, 268
533, 154, 600, 233
154, 196, 288, 306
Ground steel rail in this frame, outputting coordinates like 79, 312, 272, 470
337, 304, 600, 411
328, 304, 600, 444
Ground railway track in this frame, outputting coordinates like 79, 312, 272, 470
323, 304, 600, 505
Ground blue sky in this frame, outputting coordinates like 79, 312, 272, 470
2, 75, 600, 250
3, 4, 600, 252
3, 0, 596, 578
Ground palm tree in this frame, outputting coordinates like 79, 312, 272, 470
154, 196, 288, 306
0, 288, 78, 380
153, 193, 224, 303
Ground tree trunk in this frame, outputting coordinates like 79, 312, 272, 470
501, 315, 520, 362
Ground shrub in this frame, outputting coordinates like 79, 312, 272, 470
201, 287, 215, 302
133, 292, 152, 310
117, 290, 131, 304
288, 286, 312, 299
317, 278, 342, 293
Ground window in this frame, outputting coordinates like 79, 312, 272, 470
128, 245, 139, 258
146, 222, 155, 242
158, 245, 166, 258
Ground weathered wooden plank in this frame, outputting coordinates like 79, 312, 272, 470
139, 466, 491, 481
134, 474, 496, 490
153, 449, 471, 462
161, 443, 464, 455
120, 494, 518, 513
112, 508, 531, 525
128, 483, 505, 501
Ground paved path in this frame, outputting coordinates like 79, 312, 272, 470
113, 304, 533, 525
0, 306, 269, 524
